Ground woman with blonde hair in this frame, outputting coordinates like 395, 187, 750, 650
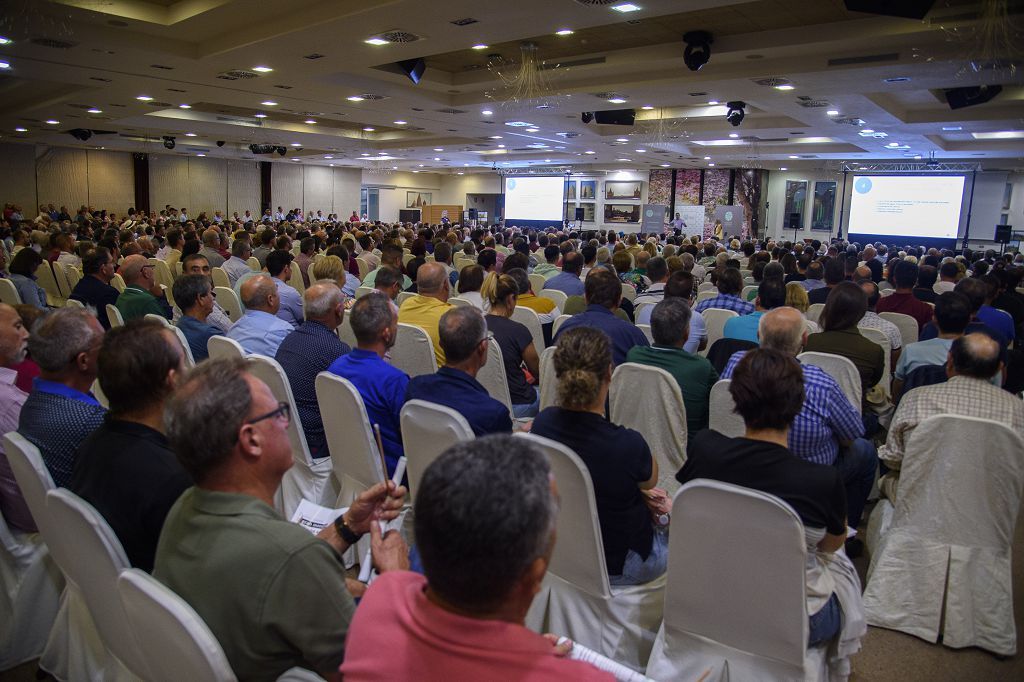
785, 281, 811, 313
531, 326, 667, 585
312, 254, 359, 298
481, 271, 540, 417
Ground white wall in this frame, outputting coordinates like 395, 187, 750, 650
362, 171, 443, 222
0, 143, 37, 212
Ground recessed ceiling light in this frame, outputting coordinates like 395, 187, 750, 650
826, 110, 839, 116
708, 162, 716, 166
261, 101, 277, 106
14, 127, 27, 132
346, 95, 365, 102
544, 158, 551, 162
179, 104, 191, 109
616, 158, 631, 161
434, 157, 441, 161
615, 138, 629, 142
584, 150, 595, 154
361, 152, 370, 156
788, 155, 798, 159
45, 119, 59, 125
481, 110, 493, 116
497, 144, 505, 148
555, 29, 574, 36
942, 126, 962, 131
914, 155, 922, 159
972, 131, 1024, 139
728, 133, 739, 138
136, 95, 152, 101
463, 163, 470, 166
0, 60, 11, 70
779, 167, 787, 170
774, 84, 795, 91
185, 132, 197, 137
472, 44, 488, 50
457, 171, 465, 175
611, 3, 642, 12
860, 129, 874, 134
660, 163, 670, 167
411, 170, 420, 173
324, 155, 333, 159
305, 119, 316, 124
607, 97, 627, 104
0, 37, 11, 45
254, 113, 267, 118
329, 163, 335, 167
434, 147, 444, 151
196, 153, 207, 157
287, 142, 300, 147
525, 127, 540, 132
418, 164, 425, 167
708, 100, 719, 105
641, 105, 655, 110
392, 166, 398, 170
363, 127, 375, 131
703, 156, 711, 160
635, 148, 646, 152
489, 135, 503, 139
252, 66, 273, 73
87, 108, 102, 114
364, 37, 389, 46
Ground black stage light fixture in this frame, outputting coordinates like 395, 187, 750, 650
216, 140, 225, 147
398, 57, 426, 84
682, 31, 713, 72
162, 135, 175, 149
944, 85, 1002, 110
68, 128, 92, 141
276, 146, 287, 156
581, 111, 595, 124
726, 101, 746, 127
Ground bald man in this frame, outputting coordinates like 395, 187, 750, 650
0, 303, 33, 531
226, 274, 293, 356
398, 261, 454, 366
275, 283, 351, 459
199, 228, 226, 267
116, 253, 173, 321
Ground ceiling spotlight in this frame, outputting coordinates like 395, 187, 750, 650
725, 100, 746, 127
497, 144, 505, 148
525, 127, 539, 133
611, 3, 642, 12
162, 135, 175, 149
329, 163, 335, 167
708, 162, 716, 167
616, 137, 629, 142
472, 44, 488, 50
261, 100, 277, 106
708, 100, 719, 105
703, 156, 711, 160
434, 157, 441, 161
683, 31, 713, 72
14, 127, 27, 132
361, 152, 370, 156
179, 104, 191, 109
584, 150, 596, 154
788, 155, 798, 159
87, 108, 102, 114
434, 147, 444, 151
136, 95, 153, 101
185, 132, 197, 137
364, 37, 389, 46
826, 109, 839, 116
860, 129, 874, 134
635, 148, 647, 153
779, 167, 787, 170
660, 163, 671, 167
728, 132, 739, 138
363, 127, 375, 132
305, 119, 316, 124
45, 119, 59, 125
393, 120, 407, 124
555, 29, 574, 36
197, 153, 206, 157
641, 105, 655, 110
252, 65, 273, 73
489, 135, 502, 139
608, 97, 628, 104
774, 84, 795, 91
254, 113, 267, 118
0, 37, 11, 45
481, 109, 493, 116
216, 141, 225, 147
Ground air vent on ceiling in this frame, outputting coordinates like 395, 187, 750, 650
796, 97, 830, 108
145, 101, 173, 107
436, 108, 467, 114
274, 85, 294, 89
109, 103, 126, 107
450, 17, 478, 25
556, 132, 580, 138
304, 53, 325, 60
751, 77, 790, 87
67, 103, 93, 110
540, 56, 606, 70
359, 93, 388, 100
217, 69, 260, 80
379, 30, 421, 43
166, 88, 186, 92
832, 116, 866, 126
31, 37, 77, 49
827, 53, 899, 67
150, 64, 174, 70
574, 0, 620, 5
90, 76, 112, 82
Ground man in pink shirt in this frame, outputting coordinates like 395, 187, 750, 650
0, 302, 32, 531
340, 435, 613, 681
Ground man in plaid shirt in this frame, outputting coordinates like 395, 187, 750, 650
694, 268, 755, 316
721, 308, 875, 534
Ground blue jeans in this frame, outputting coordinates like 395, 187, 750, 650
836, 438, 877, 529
609, 526, 669, 586
512, 387, 540, 419
808, 593, 841, 646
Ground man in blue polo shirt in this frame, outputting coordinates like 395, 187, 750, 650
554, 268, 649, 366
543, 251, 585, 297
723, 278, 787, 344
404, 307, 512, 436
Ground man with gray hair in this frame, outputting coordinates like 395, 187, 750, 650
341, 435, 611, 680
275, 282, 351, 459
405, 306, 512, 436
116, 253, 173, 321
720, 307, 876, 548
199, 228, 225, 267
17, 307, 106, 487
227, 274, 293, 357
173, 274, 223, 362
398, 261, 454, 366
154, 359, 408, 680
222, 238, 253, 287
0, 303, 32, 532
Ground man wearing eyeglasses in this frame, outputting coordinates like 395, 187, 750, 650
155, 359, 409, 681
115, 254, 173, 322
179, 253, 233, 332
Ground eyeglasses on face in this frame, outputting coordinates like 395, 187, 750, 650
245, 401, 291, 427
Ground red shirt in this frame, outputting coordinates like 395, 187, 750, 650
340, 572, 613, 682
875, 291, 933, 331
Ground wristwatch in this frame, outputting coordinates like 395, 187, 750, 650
333, 514, 362, 545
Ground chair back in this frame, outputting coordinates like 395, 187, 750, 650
636, 323, 654, 344
620, 282, 637, 302
211, 267, 230, 289
35, 261, 62, 305
117, 569, 237, 682
695, 290, 716, 304
110, 273, 126, 293
315, 373, 387, 505
45, 488, 150, 678
145, 313, 170, 326
64, 298, 84, 309
511, 306, 545, 351
805, 303, 825, 325
355, 286, 375, 299
65, 265, 82, 291
51, 261, 73, 299
539, 289, 567, 312
538, 345, 558, 410
708, 380, 744, 437
474, 337, 513, 415
705, 338, 757, 375
798, 351, 862, 411
857, 325, 891, 397
0, 278, 22, 305
528, 273, 546, 296
391, 323, 438, 377
355, 257, 372, 281
697, 282, 716, 293
447, 296, 472, 308
336, 312, 358, 348
741, 284, 757, 301
552, 313, 572, 337
214, 286, 243, 322
877, 281, 893, 291
663, 480, 808, 666
396, 291, 415, 306
878, 311, 919, 345
150, 259, 175, 292
399, 400, 475, 500
246, 355, 313, 467
515, 432, 610, 598
106, 303, 125, 328
632, 301, 654, 322
2, 433, 55, 539
700, 308, 738, 357
207, 335, 246, 361
288, 260, 305, 294
246, 256, 261, 271
609, 363, 687, 492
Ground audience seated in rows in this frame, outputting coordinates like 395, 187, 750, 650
506, 266, 558, 324
8, 248, 49, 310
893, 291, 971, 399
808, 258, 845, 305
694, 267, 754, 315
875, 261, 933, 331
554, 268, 649, 366
397, 261, 454, 366
363, 243, 411, 290
481, 272, 541, 418
69, 246, 120, 328
222, 238, 252, 288
543, 250, 585, 297
723, 278, 787, 344
177, 252, 233, 331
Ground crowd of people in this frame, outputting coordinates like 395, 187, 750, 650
1, 201, 1023, 680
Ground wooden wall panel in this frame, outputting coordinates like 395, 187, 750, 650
86, 150, 135, 214
149, 154, 190, 214
36, 147, 88, 211
302, 165, 332, 215
227, 160, 260, 218
186, 156, 227, 216
271, 163, 303, 214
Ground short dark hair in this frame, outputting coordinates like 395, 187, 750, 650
457, 264, 485, 294
350, 293, 394, 345
581, 245, 597, 264
266, 249, 293, 277
543, 244, 560, 263
99, 319, 182, 415
823, 257, 846, 285
716, 267, 743, 295
729, 348, 805, 430
561, 251, 583, 275
650, 298, 691, 346
584, 268, 621, 309
300, 237, 315, 254
954, 277, 987, 313
893, 260, 919, 289
664, 270, 695, 300
375, 265, 402, 290
939, 261, 959, 280
9, 248, 42, 277
820, 280, 867, 331
756, 278, 786, 310
950, 333, 1001, 379
646, 256, 668, 283
172, 273, 212, 311
82, 246, 112, 275
415, 435, 556, 612
502, 252, 529, 274
477, 249, 497, 271
933, 291, 971, 334
506, 267, 531, 296
917, 265, 937, 288
806, 261, 824, 280
438, 306, 486, 364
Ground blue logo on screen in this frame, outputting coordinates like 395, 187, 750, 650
507, 179, 516, 190
855, 177, 873, 194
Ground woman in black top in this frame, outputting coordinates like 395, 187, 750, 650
481, 272, 540, 417
531, 327, 666, 585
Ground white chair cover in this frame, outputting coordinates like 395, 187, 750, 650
511, 306, 546, 352
0, 278, 22, 305
552, 314, 572, 338
856, 326, 891, 400
44, 489, 145, 681
538, 345, 558, 410
288, 261, 305, 294
877, 312, 919, 345
211, 267, 230, 290
246, 257, 260, 272
150, 259, 175, 294
247, 355, 333, 516
518, 433, 664, 672
390, 323, 438, 378
633, 302, 653, 322
806, 303, 825, 325
741, 284, 758, 301
51, 262, 73, 300
110, 273, 126, 293
355, 286, 375, 299
64, 299, 84, 309
474, 338, 513, 415
695, 290, 716, 304
36, 262, 64, 306
145, 313, 170, 327
700, 308, 738, 358
447, 296, 472, 308
214, 287, 243, 323
105, 304, 125, 328
117, 569, 237, 682
646, 480, 842, 682
336, 312, 358, 349
355, 257, 372, 282
697, 282, 716, 293
64, 266, 82, 293
399, 400, 474, 501
620, 283, 637, 303
207, 335, 246, 361
636, 323, 654, 344
708, 379, 744, 438
528, 273, 546, 296
539, 289, 567, 312
797, 352, 861, 414
396, 291, 415, 306
609, 363, 686, 494
863, 415, 1024, 656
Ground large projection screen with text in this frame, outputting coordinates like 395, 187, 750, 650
503, 176, 565, 222
848, 175, 965, 240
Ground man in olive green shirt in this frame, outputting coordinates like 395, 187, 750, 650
154, 359, 408, 681
115, 254, 172, 321
626, 298, 718, 440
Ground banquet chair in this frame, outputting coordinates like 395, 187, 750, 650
528, 273, 546, 296
211, 267, 230, 290
518, 432, 665, 672
878, 311, 919, 346
857, 326, 892, 401
708, 380, 744, 438
390, 323, 438, 378
552, 314, 572, 337
355, 286, 375, 299
336, 313, 358, 349
106, 304, 125, 329
797, 352, 862, 414
609, 363, 687, 494
447, 296, 472, 308
646, 480, 841, 681
51, 262, 73, 301
806, 303, 825, 325
207, 335, 246, 361
214, 287, 243, 323
863, 415, 1024, 656
0, 278, 23, 305
399, 400, 474, 501
474, 338, 513, 416
36, 261, 64, 307
620, 283, 637, 303
700, 308, 738, 358
538, 346, 558, 410
539, 289, 568, 312
111, 273, 126, 293
636, 323, 654, 344
511, 306, 546, 352
247, 355, 333, 516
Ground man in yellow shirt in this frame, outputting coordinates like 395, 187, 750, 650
398, 261, 454, 366
505, 267, 557, 324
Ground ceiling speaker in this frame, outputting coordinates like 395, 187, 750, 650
397, 58, 426, 85
944, 85, 1002, 110
593, 109, 636, 125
